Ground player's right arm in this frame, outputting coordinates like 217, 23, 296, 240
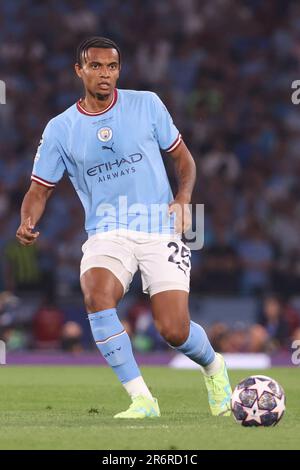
16, 182, 53, 246
16, 118, 66, 246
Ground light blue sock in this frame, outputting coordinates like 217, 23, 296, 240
175, 320, 215, 367
88, 308, 141, 384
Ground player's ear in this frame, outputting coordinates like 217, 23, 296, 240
74, 63, 83, 79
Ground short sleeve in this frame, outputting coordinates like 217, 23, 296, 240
152, 93, 182, 153
31, 119, 66, 188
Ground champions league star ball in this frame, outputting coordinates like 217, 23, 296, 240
231, 375, 285, 427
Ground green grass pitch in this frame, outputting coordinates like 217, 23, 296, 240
0, 366, 299, 450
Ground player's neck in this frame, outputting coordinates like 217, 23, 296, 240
81, 90, 115, 113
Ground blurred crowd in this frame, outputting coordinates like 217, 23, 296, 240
1, 0, 300, 354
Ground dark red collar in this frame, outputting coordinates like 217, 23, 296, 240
76, 88, 118, 116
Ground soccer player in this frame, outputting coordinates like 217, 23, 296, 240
16, 37, 232, 418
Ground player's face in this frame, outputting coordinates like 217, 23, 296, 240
75, 47, 120, 100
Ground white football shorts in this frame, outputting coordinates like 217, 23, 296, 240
80, 229, 191, 297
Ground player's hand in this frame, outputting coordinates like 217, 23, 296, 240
168, 197, 192, 234
16, 217, 40, 246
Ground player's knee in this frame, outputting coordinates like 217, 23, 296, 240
83, 290, 117, 313
157, 321, 189, 347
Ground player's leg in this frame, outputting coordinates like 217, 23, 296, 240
150, 289, 232, 416
150, 289, 216, 369
80, 256, 159, 418
138, 237, 231, 416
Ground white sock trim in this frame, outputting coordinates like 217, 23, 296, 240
123, 376, 154, 400
202, 353, 222, 377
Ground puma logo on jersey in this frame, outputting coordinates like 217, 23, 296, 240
102, 143, 115, 153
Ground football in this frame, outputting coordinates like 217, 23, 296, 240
231, 375, 285, 426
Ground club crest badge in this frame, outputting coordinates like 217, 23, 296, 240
97, 127, 113, 142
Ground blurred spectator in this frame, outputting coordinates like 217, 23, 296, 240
237, 219, 274, 295
3, 240, 41, 293
247, 324, 269, 353
256, 294, 291, 352
196, 222, 240, 294
208, 293, 300, 355
61, 321, 83, 353
0, 290, 30, 350
56, 226, 83, 296
201, 139, 240, 182
32, 296, 64, 349
292, 327, 300, 343
1, 327, 29, 351
209, 322, 249, 353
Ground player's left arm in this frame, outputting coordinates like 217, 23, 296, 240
168, 140, 196, 234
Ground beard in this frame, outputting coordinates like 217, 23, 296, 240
95, 92, 110, 101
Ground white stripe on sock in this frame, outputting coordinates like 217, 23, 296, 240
95, 330, 126, 345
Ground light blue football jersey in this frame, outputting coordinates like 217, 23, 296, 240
31, 89, 182, 236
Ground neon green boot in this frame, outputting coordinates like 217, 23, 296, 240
203, 353, 232, 416
114, 395, 161, 419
